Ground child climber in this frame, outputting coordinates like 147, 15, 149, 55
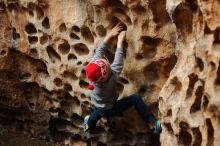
84, 23, 162, 134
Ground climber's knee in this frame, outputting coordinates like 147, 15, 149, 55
130, 93, 142, 102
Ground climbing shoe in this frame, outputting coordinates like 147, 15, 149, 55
151, 120, 162, 134
83, 115, 90, 132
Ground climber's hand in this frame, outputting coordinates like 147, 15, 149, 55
118, 31, 126, 42
104, 23, 123, 44
117, 31, 126, 48
109, 23, 123, 37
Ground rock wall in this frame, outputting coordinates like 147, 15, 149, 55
0, 0, 219, 146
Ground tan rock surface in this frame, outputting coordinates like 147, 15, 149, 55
0, 0, 219, 146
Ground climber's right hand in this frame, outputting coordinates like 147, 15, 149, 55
117, 31, 126, 48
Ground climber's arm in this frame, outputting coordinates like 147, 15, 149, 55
111, 31, 126, 77
92, 41, 109, 60
92, 23, 123, 60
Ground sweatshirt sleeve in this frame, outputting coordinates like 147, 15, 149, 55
92, 41, 109, 60
110, 48, 124, 77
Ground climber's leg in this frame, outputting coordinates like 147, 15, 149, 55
106, 94, 154, 120
84, 107, 102, 131
105, 94, 162, 133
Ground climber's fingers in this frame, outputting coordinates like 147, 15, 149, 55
116, 23, 124, 29
115, 22, 121, 27
116, 26, 123, 32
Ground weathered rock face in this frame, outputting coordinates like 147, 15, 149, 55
0, 0, 219, 145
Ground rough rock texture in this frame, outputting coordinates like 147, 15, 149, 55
0, 0, 219, 146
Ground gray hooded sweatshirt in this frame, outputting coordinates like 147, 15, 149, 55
89, 41, 123, 110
